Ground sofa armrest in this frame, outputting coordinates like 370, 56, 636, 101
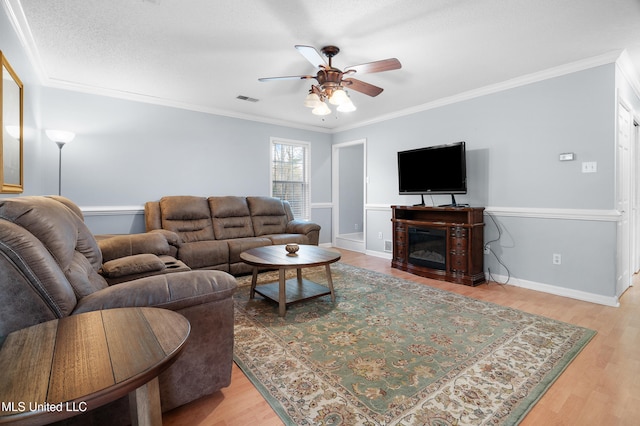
100, 253, 166, 278
287, 220, 320, 235
99, 232, 172, 262
286, 220, 321, 245
149, 229, 182, 248
73, 270, 237, 314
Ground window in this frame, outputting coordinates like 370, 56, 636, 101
270, 138, 311, 220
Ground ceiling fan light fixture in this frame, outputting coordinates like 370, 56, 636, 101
304, 92, 322, 108
328, 88, 349, 106
259, 45, 401, 117
311, 102, 331, 116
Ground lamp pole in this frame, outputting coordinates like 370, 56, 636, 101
46, 130, 75, 196
56, 141, 65, 196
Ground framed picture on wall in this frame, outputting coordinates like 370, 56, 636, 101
1, 51, 24, 193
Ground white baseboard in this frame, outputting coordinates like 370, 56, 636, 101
334, 237, 365, 253
334, 247, 620, 307
365, 250, 392, 260
487, 272, 620, 307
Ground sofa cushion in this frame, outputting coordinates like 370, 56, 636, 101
209, 196, 254, 239
226, 237, 273, 264
178, 240, 229, 270
160, 196, 215, 243
67, 251, 111, 298
247, 196, 288, 236
265, 233, 308, 246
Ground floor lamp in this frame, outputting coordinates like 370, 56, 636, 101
45, 130, 76, 196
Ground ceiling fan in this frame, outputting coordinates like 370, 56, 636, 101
259, 45, 402, 115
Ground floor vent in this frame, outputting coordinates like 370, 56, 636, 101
384, 240, 393, 252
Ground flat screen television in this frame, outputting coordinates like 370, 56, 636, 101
397, 141, 467, 206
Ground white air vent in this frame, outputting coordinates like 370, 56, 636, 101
236, 95, 259, 103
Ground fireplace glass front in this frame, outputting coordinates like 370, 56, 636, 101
408, 226, 446, 270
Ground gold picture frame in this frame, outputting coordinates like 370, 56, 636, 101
1, 51, 24, 193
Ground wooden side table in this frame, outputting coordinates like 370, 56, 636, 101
0, 307, 190, 426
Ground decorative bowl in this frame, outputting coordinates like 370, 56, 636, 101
285, 243, 300, 255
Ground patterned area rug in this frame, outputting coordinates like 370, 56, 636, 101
233, 263, 595, 425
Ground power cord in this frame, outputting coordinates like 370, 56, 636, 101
484, 212, 511, 285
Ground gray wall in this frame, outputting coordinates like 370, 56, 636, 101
334, 64, 622, 300
42, 88, 333, 240
37, 87, 332, 204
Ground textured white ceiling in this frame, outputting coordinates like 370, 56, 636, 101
5, 0, 640, 131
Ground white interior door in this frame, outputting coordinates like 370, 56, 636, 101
616, 101, 632, 296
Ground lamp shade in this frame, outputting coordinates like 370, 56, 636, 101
46, 129, 76, 144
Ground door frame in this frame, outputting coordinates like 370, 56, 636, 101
332, 139, 366, 252
616, 98, 633, 296
632, 116, 640, 275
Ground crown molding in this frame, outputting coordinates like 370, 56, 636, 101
3, 0, 45, 84
43, 77, 334, 134
616, 50, 640, 100
333, 51, 622, 133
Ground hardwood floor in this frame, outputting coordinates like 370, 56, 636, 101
163, 249, 640, 425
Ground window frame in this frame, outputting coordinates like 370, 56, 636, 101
270, 137, 311, 221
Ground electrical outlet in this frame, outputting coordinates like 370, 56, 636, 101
553, 253, 562, 265
377, 232, 383, 239
582, 162, 597, 173
484, 244, 490, 254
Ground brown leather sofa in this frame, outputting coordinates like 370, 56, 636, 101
0, 196, 237, 424
145, 195, 321, 275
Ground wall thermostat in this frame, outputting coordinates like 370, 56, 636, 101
559, 152, 575, 161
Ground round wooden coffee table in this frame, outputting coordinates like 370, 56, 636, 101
240, 245, 341, 317
0, 307, 190, 425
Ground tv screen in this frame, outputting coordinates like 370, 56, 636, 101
397, 141, 467, 196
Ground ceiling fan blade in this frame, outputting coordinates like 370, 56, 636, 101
295, 45, 327, 68
345, 58, 401, 75
342, 78, 384, 97
259, 75, 315, 82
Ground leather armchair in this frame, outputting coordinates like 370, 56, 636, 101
0, 196, 237, 423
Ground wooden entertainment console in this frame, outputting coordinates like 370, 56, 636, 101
391, 205, 485, 286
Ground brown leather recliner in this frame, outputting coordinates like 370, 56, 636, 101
145, 195, 322, 274
0, 196, 237, 423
